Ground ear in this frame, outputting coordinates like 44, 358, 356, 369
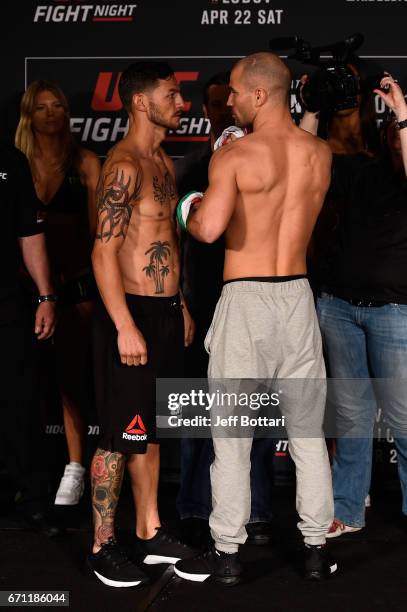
254, 87, 268, 108
132, 92, 148, 113
202, 104, 209, 119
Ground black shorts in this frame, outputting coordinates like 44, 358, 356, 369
93, 294, 184, 454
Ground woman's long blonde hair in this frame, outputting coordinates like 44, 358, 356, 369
15, 79, 79, 172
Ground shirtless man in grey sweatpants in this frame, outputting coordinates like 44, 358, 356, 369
175, 52, 335, 584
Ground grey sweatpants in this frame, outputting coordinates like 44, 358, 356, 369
205, 279, 334, 553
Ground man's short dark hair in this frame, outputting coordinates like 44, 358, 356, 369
119, 61, 174, 112
202, 71, 230, 106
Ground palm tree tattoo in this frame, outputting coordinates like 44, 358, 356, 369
95, 167, 142, 242
143, 241, 171, 294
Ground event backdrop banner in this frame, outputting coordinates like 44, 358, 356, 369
1, 0, 407, 156
2, 1, 404, 475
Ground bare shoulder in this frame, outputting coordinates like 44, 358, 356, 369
314, 136, 332, 162
77, 148, 101, 176
97, 148, 143, 213
311, 138, 332, 180
210, 137, 245, 171
101, 146, 143, 183
296, 129, 331, 166
79, 147, 100, 165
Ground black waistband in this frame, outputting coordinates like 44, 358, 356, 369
124, 293, 181, 313
224, 275, 307, 285
95, 294, 182, 326
320, 289, 391, 307
330, 294, 389, 307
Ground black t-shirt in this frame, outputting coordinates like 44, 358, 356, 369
0, 144, 44, 322
175, 144, 224, 326
319, 153, 407, 303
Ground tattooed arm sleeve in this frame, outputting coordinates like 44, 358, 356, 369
92, 161, 143, 330
95, 162, 142, 242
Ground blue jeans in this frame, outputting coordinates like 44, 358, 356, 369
317, 294, 407, 527
177, 437, 274, 523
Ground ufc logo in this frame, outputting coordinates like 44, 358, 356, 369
91, 71, 199, 112
0, 172, 7, 180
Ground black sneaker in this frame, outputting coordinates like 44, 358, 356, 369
246, 521, 272, 546
136, 527, 199, 565
303, 544, 338, 580
174, 546, 242, 586
88, 539, 149, 588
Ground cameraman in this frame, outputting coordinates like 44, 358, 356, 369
301, 73, 407, 537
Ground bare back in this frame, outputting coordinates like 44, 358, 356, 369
220, 126, 331, 280
96, 140, 180, 297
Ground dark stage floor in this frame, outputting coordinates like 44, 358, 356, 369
1, 479, 407, 612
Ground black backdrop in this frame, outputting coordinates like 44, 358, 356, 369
3, 0, 405, 478
2, 0, 407, 157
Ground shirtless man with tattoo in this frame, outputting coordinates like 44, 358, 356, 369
88, 61, 195, 588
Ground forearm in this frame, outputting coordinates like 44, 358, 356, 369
92, 249, 136, 331
397, 110, 407, 175
179, 288, 191, 316
299, 111, 319, 136
376, 76, 407, 175
187, 210, 215, 243
178, 151, 236, 243
400, 132, 407, 175
186, 200, 223, 244
19, 233, 54, 295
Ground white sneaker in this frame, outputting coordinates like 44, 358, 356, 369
326, 519, 362, 539
55, 464, 85, 506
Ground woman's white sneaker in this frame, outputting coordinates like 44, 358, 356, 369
54, 463, 85, 505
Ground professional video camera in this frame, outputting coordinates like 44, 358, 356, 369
269, 33, 365, 113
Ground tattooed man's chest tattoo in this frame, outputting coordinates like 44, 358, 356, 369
153, 172, 177, 205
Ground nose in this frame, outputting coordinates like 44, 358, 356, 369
176, 94, 185, 110
226, 93, 233, 107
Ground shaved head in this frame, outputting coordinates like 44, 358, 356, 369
227, 52, 292, 128
235, 52, 291, 103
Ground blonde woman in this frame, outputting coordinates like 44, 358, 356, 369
16, 80, 101, 505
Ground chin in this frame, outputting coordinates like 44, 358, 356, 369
37, 127, 62, 136
233, 115, 246, 128
235, 119, 246, 128
170, 120, 181, 130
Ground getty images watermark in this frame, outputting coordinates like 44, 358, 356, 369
167, 388, 285, 429
156, 379, 292, 438
156, 378, 407, 439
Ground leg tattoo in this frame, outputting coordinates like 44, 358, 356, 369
91, 448, 125, 547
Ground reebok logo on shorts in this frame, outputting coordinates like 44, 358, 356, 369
126, 414, 146, 434
122, 414, 147, 441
